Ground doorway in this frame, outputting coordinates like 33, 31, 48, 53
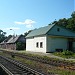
68, 38, 73, 51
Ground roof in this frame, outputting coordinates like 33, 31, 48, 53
7, 35, 23, 44
26, 24, 75, 38
0, 36, 12, 44
0, 41, 6, 44
26, 24, 55, 38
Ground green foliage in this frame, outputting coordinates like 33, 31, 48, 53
24, 30, 32, 37
62, 50, 73, 55
49, 11, 75, 32
71, 11, 75, 18
0, 29, 6, 43
16, 42, 25, 50
43, 56, 50, 59
47, 69, 75, 75
53, 50, 75, 59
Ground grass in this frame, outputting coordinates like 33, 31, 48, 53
48, 69, 75, 75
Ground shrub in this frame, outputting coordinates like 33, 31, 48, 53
16, 42, 25, 50
62, 50, 73, 55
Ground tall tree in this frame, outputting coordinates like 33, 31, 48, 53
67, 11, 75, 31
71, 11, 75, 19
0, 29, 6, 43
49, 11, 75, 32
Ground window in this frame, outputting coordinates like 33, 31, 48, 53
40, 42, 43, 48
57, 28, 60, 32
36, 42, 39, 48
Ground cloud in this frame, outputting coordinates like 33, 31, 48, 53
3, 27, 20, 30
15, 19, 36, 28
14, 22, 25, 25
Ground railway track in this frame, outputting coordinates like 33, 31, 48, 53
1, 50, 75, 70
0, 55, 44, 75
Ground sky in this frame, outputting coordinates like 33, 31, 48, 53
0, 0, 74, 36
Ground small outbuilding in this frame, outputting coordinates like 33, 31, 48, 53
0, 35, 26, 50
0, 35, 12, 49
6, 35, 26, 50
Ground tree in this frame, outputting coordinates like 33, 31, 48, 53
0, 30, 6, 43
49, 11, 75, 32
24, 30, 32, 37
51, 18, 68, 27
67, 11, 75, 31
71, 11, 75, 19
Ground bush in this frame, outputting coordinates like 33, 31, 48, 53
16, 42, 25, 50
62, 50, 73, 55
